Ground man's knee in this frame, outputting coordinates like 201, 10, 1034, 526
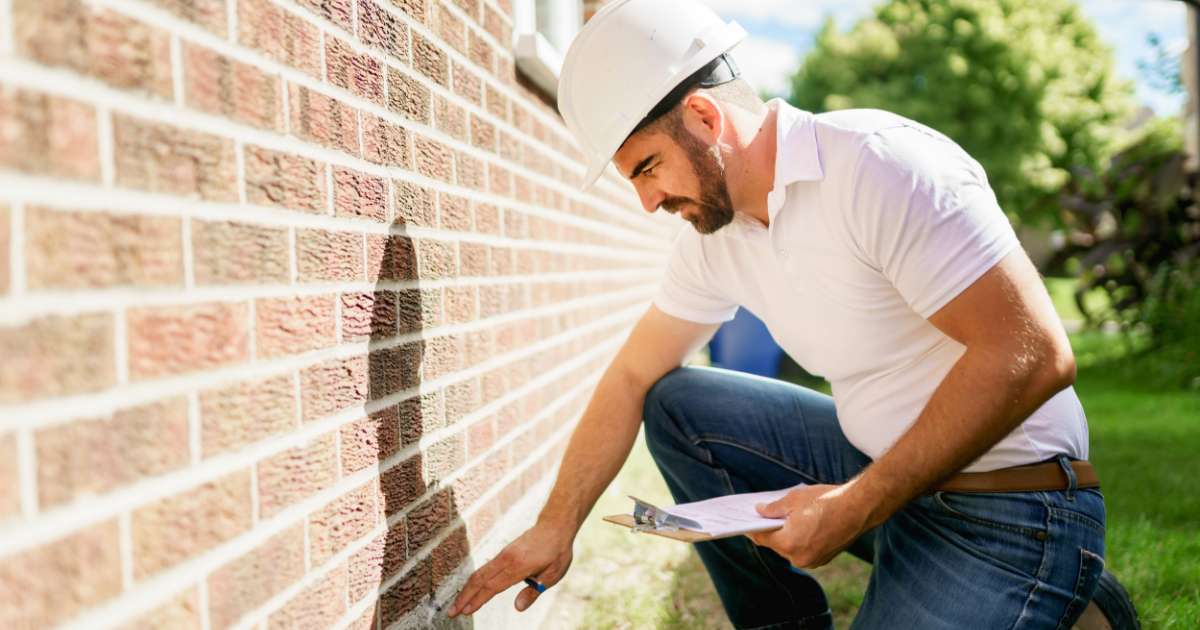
642, 365, 696, 453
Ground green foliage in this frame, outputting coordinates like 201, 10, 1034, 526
790, 0, 1136, 227
1053, 116, 1198, 381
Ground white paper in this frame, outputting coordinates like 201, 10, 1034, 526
663, 486, 802, 537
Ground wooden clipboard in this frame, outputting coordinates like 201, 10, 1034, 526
602, 513, 781, 543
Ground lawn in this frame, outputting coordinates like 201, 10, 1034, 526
543, 278, 1199, 629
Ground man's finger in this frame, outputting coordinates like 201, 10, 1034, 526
514, 586, 541, 611
459, 562, 524, 616
755, 494, 793, 518
448, 555, 510, 616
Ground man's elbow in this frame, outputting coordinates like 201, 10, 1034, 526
1038, 341, 1077, 395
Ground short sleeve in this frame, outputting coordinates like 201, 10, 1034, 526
846, 124, 1021, 318
651, 227, 739, 324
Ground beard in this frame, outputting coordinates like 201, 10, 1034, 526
661, 131, 735, 234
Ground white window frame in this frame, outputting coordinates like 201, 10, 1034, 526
513, 0, 583, 97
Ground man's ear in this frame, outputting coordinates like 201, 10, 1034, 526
680, 92, 724, 144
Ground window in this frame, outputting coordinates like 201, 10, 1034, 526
513, 0, 584, 97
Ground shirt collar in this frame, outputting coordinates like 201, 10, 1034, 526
764, 97, 825, 223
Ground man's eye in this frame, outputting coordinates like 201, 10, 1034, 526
644, 165, 657, 177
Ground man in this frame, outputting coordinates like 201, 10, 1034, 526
447, 1, 1106, 627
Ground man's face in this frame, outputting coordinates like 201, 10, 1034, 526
612, 116, 735, 234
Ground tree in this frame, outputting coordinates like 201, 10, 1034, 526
790, 0, 1137, 228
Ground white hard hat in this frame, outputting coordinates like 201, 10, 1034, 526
557, 0, 747, 191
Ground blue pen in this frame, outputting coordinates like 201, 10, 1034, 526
523, 577, 547, 592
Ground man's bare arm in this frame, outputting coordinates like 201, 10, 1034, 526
447, 304, 720, 616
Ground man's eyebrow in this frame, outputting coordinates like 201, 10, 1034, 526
628, 153, 659, 179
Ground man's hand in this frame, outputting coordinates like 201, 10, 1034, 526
446, 521, 574, 618
746, 484, 872, 569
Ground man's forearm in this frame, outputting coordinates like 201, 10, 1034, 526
535, 363, 651, 534
846, 341, 1075, 529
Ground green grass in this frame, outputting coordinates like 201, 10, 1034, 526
551, 282, 1199, 629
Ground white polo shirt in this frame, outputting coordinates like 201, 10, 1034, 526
651, 97, 1088, 472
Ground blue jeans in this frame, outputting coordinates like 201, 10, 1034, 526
642, 365, 1107, 630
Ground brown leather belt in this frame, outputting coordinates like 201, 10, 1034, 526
933, 460, 1099, 494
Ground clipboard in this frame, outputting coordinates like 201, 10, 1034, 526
603, 495, 783, 542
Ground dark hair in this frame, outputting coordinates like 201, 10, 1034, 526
625, 53, 742, 142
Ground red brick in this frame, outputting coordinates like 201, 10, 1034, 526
413, 134, 454, 183
113, 115, 237, 201
416, 238, 457, 279
348, 531, 388, 601
470, 114, 496, 152
255, 293, 337, 358
14, 1, 172, 99
379, 453, 426, 516
244, 145, 328, 214
341, 407, 401, 476
443, 285, 476, 324
367, 341, 423, 400
35, 397, 189, 509
114, 587, 202, 630
421, 334, 462, 381
297, 0, 353, 30
434, 93, 467, 141
341, 290, 397, 341
147, 0, 227, 34
24, 207, 182, 290
132, 469, 252, 579
405, 488, 452, 552
192, 220, 289, 285
432, 1, 466, 55
256, 431, 338, 518
184, 44, 283, 131
365, 233, 417, 281
452, 60, 482, 106
326, 35, 384, 104
437, 192, 472, 232
361, 114, 411, 168
200, 373, 296, 458
296, 228, 363, 282
393, 180, 436, 227
468, 30, 494, 74
485, 83, 507, 120
268, 561, 348, 629
475, 202, 501, 235
308, 481, 379, 566
379, 557, 430, 626
333, 167, 387, 222
0, 88, 99, 181
411, 31, 448, 86
127, 302, 249, 380
0, 312, 114, 403
0, 433, 20, 520
459, 242, 488, 277
387, 67, 431, 124
455, 150, 485, 190
393, 0, 429, 23
288, 83, 359, 154
448, 0, 478, 21
238, 0, 322, 77
0, 518, 122, 628
0, 205, 7, 295
299, 354, 369, 421
399, 287, 441, 333
208, 523, 305, 628
358, 0, 410, 61
432, 525, 468, 590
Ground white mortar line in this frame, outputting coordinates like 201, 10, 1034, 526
325, 163, 335, 215
119, 511, 134, 591
170, 34, 185, 106
0, 303, 640, 557
249, 463, 259, 525
235, 141, 247, 205
188, 391, 201, 464
16, 428, 36, 518
0, 257, 663, 326
198, 568, 212, 630
114, 306, 129, 385
7, 202, 20, 296
0, 170, 665, 256
181, 215, 195, 289
96, 108, 116, 187
287, 227, 297, 284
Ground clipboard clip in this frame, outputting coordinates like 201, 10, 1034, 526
628, 495, 703, 534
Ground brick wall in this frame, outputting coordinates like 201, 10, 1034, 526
0, 0, 672, 627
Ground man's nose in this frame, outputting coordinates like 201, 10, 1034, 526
637, 187, 666, 214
